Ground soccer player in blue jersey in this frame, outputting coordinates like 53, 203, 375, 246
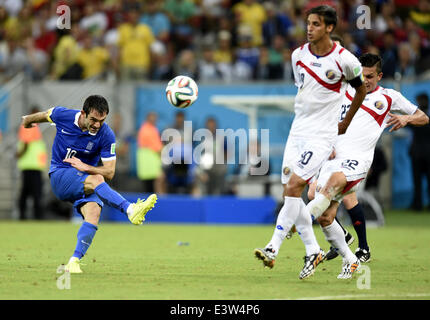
21, 95, 157, 273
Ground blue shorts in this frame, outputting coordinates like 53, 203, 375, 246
49, 167, 103, 216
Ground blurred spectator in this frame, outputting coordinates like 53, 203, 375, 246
0, 6, 7, 38
237, 137, 271, 195
282, 47, 294, 81
162, 110, 196, 194
380, 30, 398, 78
198, 44, 223, 81
150, 42, 174, 81
234, 25, 260, 80
76, 35, 110, 79
163, 135, 196, 195
286, 6, 306, 48
395, 42, 416, 79
33, 16, 58, 56
343, 33, 361, 57
214, 30, 233, 64
110, 112, 133, 191
42, 1, 62, 33
164, 0, 197, 51
16, 106, 47, 220
232, 0, 267, 47
79, 2, 108, 38
213, 30, 234, 82
409, 0, 430, 33
137, 112, 164, 194
117, 10, 155, 80
104, 28, 121, 79
24, 37, 49, 80
1, 0, 23, 17
409, 31, 430, 76
375, 1, 397, 34
174, 49, 198, 79
5, 39, 28, 79
51, 26, 82, 80
258, 34, 285, 80
409, 92, 430, 211
140, 0, 171, 43
199, 0, 229, 36
194, 117, 228, 196
169, 110, 194, 144
261, 1, 292, 48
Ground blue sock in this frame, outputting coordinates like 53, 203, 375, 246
94, 182, 130, 213
73, 221, 98, 259
347, 203, 369, 250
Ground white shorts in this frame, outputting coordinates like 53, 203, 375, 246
281, 136, 334, 185
316, 157, 372, 202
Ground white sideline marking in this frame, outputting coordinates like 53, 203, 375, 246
295, 293, 430, 300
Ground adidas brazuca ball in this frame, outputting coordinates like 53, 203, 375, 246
165, 75, 198, 108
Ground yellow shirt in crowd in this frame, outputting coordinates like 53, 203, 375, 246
233, 2, 267, 47
117, 23, 155, 70
77, 46, 110, 79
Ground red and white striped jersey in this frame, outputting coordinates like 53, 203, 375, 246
290, 42, 362, 141
336, 85, 418, 162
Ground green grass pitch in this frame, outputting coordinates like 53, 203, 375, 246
1, 210, 429, 300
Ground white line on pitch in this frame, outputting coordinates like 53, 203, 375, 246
294, 293, 430, 300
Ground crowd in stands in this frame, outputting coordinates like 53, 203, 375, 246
1, 0, 430, 84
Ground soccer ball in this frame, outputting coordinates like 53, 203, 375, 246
165, 75, 198, 108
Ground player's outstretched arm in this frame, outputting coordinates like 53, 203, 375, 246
21, 109, 51, 128
338, 83, 367, 135
386, 109, 429, 132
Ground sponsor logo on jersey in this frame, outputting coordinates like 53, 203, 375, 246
325, 69, 336, 80
374, 100, 384, 110
310, 62, 321, 67
110, 143, 116, 155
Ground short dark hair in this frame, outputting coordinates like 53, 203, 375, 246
331, 34, 344, 46
359, 53, 383, 73
307, 5, 337, 30
83, 95, 109, 116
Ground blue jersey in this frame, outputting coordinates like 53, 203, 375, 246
47, 106, 116, 174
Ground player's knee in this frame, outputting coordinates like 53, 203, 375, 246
92, 174, 105, 185
285, 176, 306, 197
317, 213, 332, 227
86, 174, 105, 190
343, 192, 358, 210
322, 173, 346, 198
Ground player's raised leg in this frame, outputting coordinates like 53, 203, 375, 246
84, 174, 157, 225
307, 175, 354, 261
307, 171, 347, 220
